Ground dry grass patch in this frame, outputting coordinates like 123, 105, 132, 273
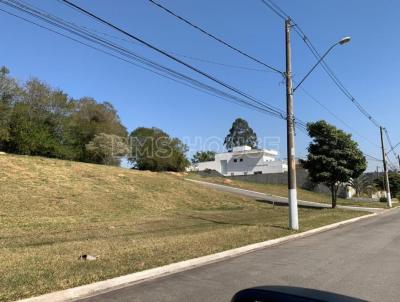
0, 154, 366, 301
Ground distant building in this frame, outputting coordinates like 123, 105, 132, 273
193, 146, 288, 176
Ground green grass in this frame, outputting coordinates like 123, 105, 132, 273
186, 173, 390, 208
0, 154, 366, 301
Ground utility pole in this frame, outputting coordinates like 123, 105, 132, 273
380, 126, 392, 207
398, 155, 400, 171
285, 18, 299, 230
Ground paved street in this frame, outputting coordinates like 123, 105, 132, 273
186, 179, 382, 213
80, 208, 400, 302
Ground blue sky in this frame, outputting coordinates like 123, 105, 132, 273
1, 0, 399, 171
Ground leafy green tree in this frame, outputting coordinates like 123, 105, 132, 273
224, 118, 257, 151
374, 173, 400, 198
347, 175, 371, 197
0, 67, 128, 164
69, 98, 127, 161
8, 102, 55, 155
129, 127, 189, 172
86, 133, 129, 166
7, 79, 77, 159
191, 150, 216, 164
301, 120, 367, 208
0, 66, 20, 148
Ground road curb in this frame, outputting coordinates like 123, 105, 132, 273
16, 210, 387, 302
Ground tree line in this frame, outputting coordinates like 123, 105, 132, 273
0, 66, 128, 164
0, 66, 191, 169
0, 71, 260, 172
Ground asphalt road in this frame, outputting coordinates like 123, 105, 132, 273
185, 179, 382, 213
80, 208, 400, 302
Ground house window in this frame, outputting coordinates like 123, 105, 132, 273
233, 159, 237, 163
244, 172, 248, 175
254, 171, 262, 175
239, 158, 243, 162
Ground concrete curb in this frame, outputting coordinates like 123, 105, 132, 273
337, 205, 383, 212
17, 211, 382, 302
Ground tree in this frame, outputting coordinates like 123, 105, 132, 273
6, 79, 77, 159
347, 175, 371, 197
301, 120, 367, 208
128, 127, 189, 172
0, 66, 20, 149
374, 173, 400, 198
86, 133, 129, 166
69, 98, 127, 162
191, 151, 216, 164
0, 67, 129, 164
224, 118, 257, 151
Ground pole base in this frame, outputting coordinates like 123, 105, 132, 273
289, 188, 299, 230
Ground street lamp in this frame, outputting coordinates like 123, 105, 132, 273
284, 20, 351, 230
293, 36, 351, 92
339, 37, 351, 45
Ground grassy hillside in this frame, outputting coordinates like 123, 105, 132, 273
186, 174, 388, 208
0, 154, 365, 301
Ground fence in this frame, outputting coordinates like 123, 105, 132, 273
229, 166, 343, 196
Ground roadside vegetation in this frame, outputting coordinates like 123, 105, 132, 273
0, 154, 366, 301
301, 120, 367, 208
186, 173, 390, 208
0, 67, 190, 172
374, 172, 400, 199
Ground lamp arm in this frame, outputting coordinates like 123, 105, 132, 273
293, 42, 339, 92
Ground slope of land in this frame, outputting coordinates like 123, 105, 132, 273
0, 154, 365, 301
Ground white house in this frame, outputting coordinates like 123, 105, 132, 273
193, 146, 288, 176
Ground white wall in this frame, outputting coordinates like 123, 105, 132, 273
194, 154, 287, 176
192, 147, 287, 176
195, 160, 222, 173
225, 155, 287, 176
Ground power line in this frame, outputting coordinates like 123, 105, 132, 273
260, 0, 388, 168
384, 128, 399, 163
44, 12, 277, 74
151, 51, 276, 73
296, 31, 381, 128
297, 85, 381, 149
3, 0, 287, 119
259, 0, 382, 129
387, 141, 400, 156
58, 0, 287, 118
0, 7, 282, 120
259, 0, 286, 20
294, 117, 382, 166
365, 153, 382, 162
147, 0, 283, 75
386, 154, 397, 171
0, 0, 289, 121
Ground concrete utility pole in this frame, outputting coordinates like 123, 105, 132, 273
282, 21, 349, 230
380, 126, 392, 207
285, 18, 299, 230
398, 155, 400, 171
